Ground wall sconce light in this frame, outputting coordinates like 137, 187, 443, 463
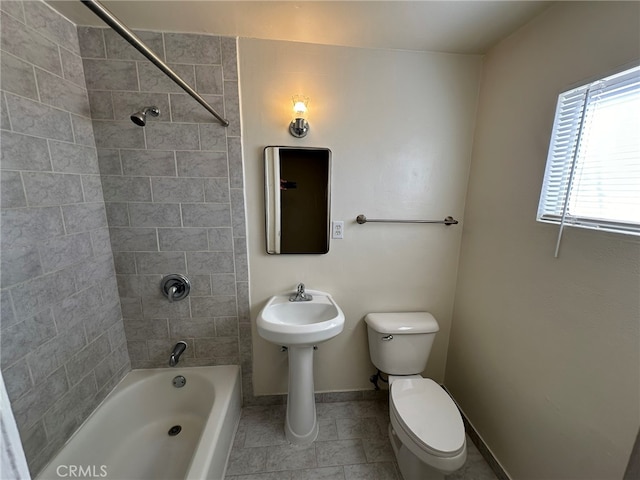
289, 95, 309, 138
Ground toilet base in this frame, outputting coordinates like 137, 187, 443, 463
389, 423, 445, 480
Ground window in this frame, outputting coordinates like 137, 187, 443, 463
537, 64, 640, 255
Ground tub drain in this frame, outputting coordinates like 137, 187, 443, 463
168, 425, 182, 436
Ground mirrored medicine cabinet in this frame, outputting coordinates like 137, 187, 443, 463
264, 146, 331, 254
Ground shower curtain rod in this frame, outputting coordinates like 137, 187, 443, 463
81, 0, 229, 127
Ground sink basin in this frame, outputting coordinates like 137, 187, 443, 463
256, 288, 345, 445
257, 290, 345, 346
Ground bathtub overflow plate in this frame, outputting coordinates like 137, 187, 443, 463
172, 375, 186, 388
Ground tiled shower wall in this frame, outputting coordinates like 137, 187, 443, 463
77, 27, 253, 388
0, 1, 130, 474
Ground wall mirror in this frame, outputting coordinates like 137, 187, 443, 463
264, 146, 331, 254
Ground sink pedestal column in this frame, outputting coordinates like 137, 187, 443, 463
285, 346, 318, 445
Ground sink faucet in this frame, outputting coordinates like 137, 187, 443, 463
289, 283, 313, 302
169, 341, 187, 367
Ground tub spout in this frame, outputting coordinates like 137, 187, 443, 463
169, 341, 187, 367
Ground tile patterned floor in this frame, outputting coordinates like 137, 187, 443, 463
224, 399, 498, 480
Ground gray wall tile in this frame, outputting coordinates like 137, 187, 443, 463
5, 93, 73, 142
145, 122, 200, 150
105, 202, 129, 226
205, 177, 231, 203
96, 148, 122, 175
87, 91, 114, 119
62, 202, 108, 233
39, 233, 93, 272
1, 206, 64, 249
73, 254, 116, 288
49, 140, 99, 174
1, 13, 62, 76
128, 202, 181, 227
121, 149, 176, 177
60, 47, 85, 87
135, 251, 186, 273
101, 176, 151, 202
2, 361, 32, 402
83, 58, 138, 91
1, 51, 38, 100
195, 65, 223, 94
0, 131, 52, 171
1, 93, 11, 130
0, 245, 42, 289
177, 151, 228, 177
208, 228, 233, 251
221, 37, 238, 81
22, 172, 84, 206
151, 177, 204, 202
113, 252, 136, 274
109, 227, 158, 251
164, 33, 221, 64
211, 274, 237, 295
77, 26, 105, 59
158, 228, 209, 251
27, 327, 87, 384
137, 62, 195, 93
65, 334, 111, 380
186, 251, 234, 274
91, 227, 113, 256
0, 309, 56, 367
169, 317, 215, 338
35, 67, 89, 116
92, 120, 145, 149
10, 270, 76, 319
182, 203, 231, 227
199, 123, 228, 151
0, 1, 25, 21
71, 114, 96, 146
1, 171, 26, 208
124, 316, 169, 341
81, 174, 105, 202
228, 137, 244, 188
141, 297, 190, 317
23, 0, 79, 54
11, 366, 69, 431
191, 295, 237, 317
104, 29, 164, 61
170, 93, 223, 123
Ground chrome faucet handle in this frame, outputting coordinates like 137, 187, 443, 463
290, 282, 313, 302
167, 285, 178, 303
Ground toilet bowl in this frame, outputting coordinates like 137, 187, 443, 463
364, 312, 467, 480
388, 376, 466, 480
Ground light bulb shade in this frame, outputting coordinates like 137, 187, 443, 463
289, 95, 310, 137
291, 95, 309, 119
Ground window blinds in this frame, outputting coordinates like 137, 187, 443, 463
537, 65, 640, 255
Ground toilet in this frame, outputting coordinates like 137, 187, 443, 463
365, 312, 467, 480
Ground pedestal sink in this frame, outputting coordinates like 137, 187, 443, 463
257, 288, 345, 445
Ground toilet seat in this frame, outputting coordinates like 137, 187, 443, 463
390, 378, 466, 460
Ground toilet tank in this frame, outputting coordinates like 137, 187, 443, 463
364, 312, 439, 375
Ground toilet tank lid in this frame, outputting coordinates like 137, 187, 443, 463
364, 312, 439, 334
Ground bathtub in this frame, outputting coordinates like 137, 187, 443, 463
37, 365, 241, 480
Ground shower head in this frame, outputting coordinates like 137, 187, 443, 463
130, 106, 160, 126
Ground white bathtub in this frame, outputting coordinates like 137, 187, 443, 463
37, 365, 242, 480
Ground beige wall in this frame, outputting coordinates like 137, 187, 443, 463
239, 39, 482, 395
447, 2, 640, 479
